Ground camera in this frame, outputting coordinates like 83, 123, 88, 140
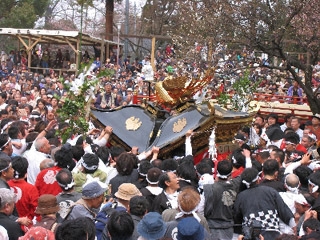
310, 147, 320, 161
291, 148, 320, 163
242, 220, 262, 240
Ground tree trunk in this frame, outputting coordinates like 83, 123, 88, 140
304, 64, 320, 114
105, 0, 114, 41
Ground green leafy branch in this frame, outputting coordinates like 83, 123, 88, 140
96, 67, 116, 78
56, 77, 98, 143
56, 63, 115, 143
217, 70, 260, 112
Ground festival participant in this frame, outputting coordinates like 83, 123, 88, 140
279, 174, 302, 214
34, 194, 60, 231
65, 181, 106, 222
230, 148, 252, 178
8, 156, 39, 223
266, 113, 280, 130
284, 132, 305, 165
266, 127, 285, 150
260, 159, 286, 192
139, 167, 163, 212
35, 144, 75, 196
106, 211, 135, 240
24, 119, 56, 185
0, 189, 24, 240
8, 125, 26, 156
109, 153, 139, 196
55, 217, 96, 240
280, 114, 294, 132
202, 160, 241, 238
35, 98, 48, 120
254, 114, 265, 129
73, 153, 107, 193
28, 111, 42, 131
128, 196, 149, 240
0, 92, 8, 110
151, 171, 180, 214
307, 114, 320, 142
269, 148, 286, 168
306, 170, 320, 223
291, 116, 304, 141
234, 168, 295, 240
301, 133, 317, 153
233, 133, 250, 150
26, 136, 52, 184
97, 183, 141, 240
0, 133, 13, 162
55, 168, 82, 222
136, 212, 167, 240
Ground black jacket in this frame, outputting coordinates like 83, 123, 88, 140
0, 212, 24, 240
151, 191, 171, 214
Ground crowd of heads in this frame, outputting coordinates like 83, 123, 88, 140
0, 46, 320, 240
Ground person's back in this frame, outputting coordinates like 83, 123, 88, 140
8, 156, 39, 221
129, 196, 149, 240
163, 187, 210, 238
139, 167, 162, 211
26, 136, 52, 184
55, 168, 82, 222
279, 173, 301, 214
234, 168, 295, 240
203, 160, 241, 239
35, 145, 75, 196
73, 153, 107, 193
109, 153, 139, 196
259, 159, 286, 192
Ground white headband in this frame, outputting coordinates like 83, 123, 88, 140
0, 162, 11, 172
285, 141, 296, 145
146, 177, 158, 185
82, 161, 98, 171
175, 203, 201, 222
0, 137, 11, 149
1, 122, 13, 133
308, 179, 319, 193
216, 171, 231, 179
308, 133, 317, 142
29, 114, 41, 119
284, 182, 299, 194
58, 180, 75, 190
242, 174, 259, 188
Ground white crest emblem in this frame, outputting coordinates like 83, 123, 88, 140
43, 170, 57, 184
10, 186, 22, 201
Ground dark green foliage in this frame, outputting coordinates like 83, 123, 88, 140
0, 0, 50, 28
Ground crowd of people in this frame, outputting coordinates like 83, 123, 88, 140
1, 46, 320, 111
0, 45, 319, 240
